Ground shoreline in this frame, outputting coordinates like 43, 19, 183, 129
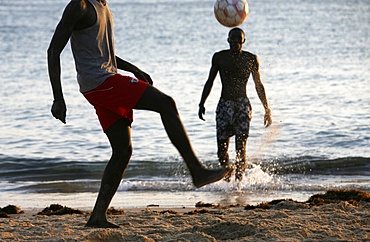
1, 190, 369, 241
0, 189, 319, 211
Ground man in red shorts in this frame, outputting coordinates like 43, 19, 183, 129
47, 0, 231, 228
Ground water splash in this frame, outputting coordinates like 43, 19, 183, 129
250, 121, 281, 160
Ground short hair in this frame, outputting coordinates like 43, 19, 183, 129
228, 27, 245, 37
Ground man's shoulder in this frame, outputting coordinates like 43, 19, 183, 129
66, 0, 89, 12
69, 0, 88, 4
242, 50, 256, 58
62, 0, 93, 24
215, 49, 229, 55
213, 50, 229, 58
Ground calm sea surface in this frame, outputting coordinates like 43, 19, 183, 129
0, 0, 369, 209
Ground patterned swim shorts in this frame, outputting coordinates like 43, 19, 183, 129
216, 97, 252, 140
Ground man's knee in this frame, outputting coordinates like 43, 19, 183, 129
112, 144, 132, 162
122, 144, 133, 157
164, 94, 176, 107
160, 94, 177, 113
236, 134, 247, 149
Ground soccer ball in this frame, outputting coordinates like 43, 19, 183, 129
214, 0, 249, 27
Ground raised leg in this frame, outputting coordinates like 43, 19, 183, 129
134, 85, 232, 187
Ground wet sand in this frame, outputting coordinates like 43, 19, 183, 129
1, 190, 369, 241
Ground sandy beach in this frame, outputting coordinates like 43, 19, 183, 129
1, 190, 369, 242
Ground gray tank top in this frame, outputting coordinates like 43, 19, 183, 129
70, 0, 117, 92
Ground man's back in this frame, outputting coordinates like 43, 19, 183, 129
70, 0, 117, 92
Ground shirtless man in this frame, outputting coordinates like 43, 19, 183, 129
47, 0, 231, 228
198, 28, 272, 182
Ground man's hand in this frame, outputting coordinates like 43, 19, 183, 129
198, 104, 206, 121
264, 108, 272, 128
51, 99, 67, 124
134, 70, 153, 86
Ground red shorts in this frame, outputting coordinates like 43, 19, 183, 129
83, 74, 149, 131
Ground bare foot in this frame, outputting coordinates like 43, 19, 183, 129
192, 167, 233, 188
85, 219, 120, 228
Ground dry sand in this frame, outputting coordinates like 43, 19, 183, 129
1, 190, 369, 242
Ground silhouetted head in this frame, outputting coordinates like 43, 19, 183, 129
227, 28, 245, 52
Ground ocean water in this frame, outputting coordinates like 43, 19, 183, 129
0, 0, 369, 210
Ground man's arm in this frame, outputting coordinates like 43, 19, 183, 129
198, 54, 219, 121
47, 0, 87, 123
116, 56, 153, 85
251, 56, 272, 127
